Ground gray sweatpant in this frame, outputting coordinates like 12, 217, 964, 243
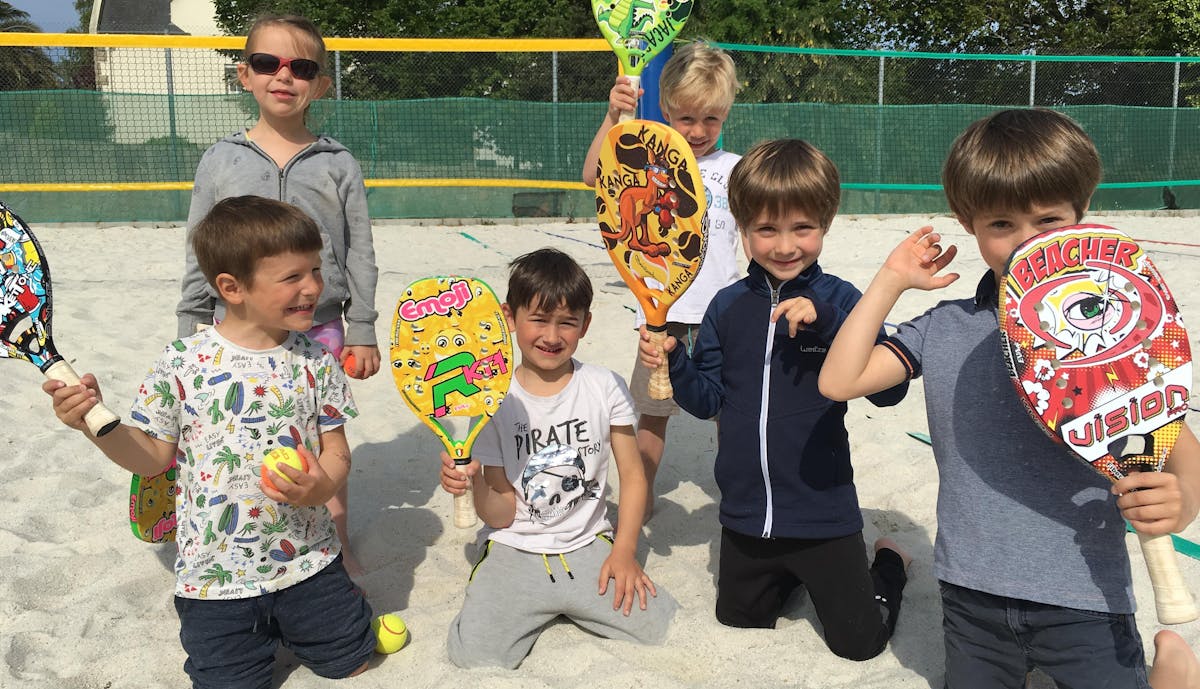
446, 537, 677, 668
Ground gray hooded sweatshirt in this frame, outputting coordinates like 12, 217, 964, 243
176, 132, 379, 346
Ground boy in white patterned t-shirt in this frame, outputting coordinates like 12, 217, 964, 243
43, 196, 375, 687
439, 248, 677, 669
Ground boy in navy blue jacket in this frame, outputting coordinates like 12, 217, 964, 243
638, 139, 911, 660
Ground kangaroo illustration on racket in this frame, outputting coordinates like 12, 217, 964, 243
607, 157, 675, 257
595, 121, 707, 400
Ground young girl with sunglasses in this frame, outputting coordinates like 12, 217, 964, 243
176, 14, 379, 578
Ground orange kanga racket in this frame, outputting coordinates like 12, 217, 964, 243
999, 223, 1196, 624
595, 119, 707, 400
390, 277, 514, 528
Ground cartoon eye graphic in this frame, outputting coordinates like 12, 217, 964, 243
453, 334, 467, 347
1061, 293, 1115, 331
436, 335, 449, 348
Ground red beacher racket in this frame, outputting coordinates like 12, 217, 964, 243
595, 119, 707, 400
999, 223, 1196, 624
0, 202, 120, 437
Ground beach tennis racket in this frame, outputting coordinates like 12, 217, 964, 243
999, 224, 1196, 624
130, 461, 178, 542
596, 119, 707, 400
390, 277, 513, 528
592, 0, 693, 121
0, 202, 120, 437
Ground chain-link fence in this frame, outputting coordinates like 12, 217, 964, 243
0, 35, 1197, 222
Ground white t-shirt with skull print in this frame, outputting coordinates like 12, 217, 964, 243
475, 359, 637, 554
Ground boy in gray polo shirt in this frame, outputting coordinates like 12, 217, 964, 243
818, 109, 1200, 688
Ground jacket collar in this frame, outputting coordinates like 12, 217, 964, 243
225, 130, 345, 155
974, 270, 1000, 308
747, 260, 823, 299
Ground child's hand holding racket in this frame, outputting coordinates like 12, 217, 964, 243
439, 451, 480, 496
1114, 457, 1196, 536
606, 77, 641, 123
42, 373, 111, 434
637, 325, 677, 372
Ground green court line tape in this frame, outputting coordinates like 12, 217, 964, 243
907, 431, 932, 445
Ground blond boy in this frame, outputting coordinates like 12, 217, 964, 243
582, 42, 741, 517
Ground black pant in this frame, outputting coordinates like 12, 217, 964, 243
716, 527, 907, 661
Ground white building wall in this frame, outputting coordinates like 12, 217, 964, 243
93, 0, 246, 145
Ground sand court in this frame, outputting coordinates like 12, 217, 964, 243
2, 213, 1199, 688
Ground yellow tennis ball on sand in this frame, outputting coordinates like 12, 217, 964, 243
372, 613, 409, 654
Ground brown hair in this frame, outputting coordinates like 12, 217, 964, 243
506, 248, 593, 315
729, 139, 841, 230
191, 196, 323, 288
659, 41, 739, 117
942, 109, 1101, 224
244, 14, 327, 66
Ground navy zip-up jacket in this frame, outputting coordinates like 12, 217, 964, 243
668, 260, 907, 539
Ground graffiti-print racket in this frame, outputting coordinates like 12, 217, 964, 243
596, 119, 706, 400
390, 277, 514, 528
0, 202, 120, 436
591, 0, 693, 121
999, 223, 1196, 624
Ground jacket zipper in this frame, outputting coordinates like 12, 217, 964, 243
759, 278, 781, 538
277, 142, 316, 202
242, 137, 316, 202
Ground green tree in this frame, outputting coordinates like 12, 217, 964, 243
683, 0, 875, 103
56, 0, 98, 89
838, 0, 1200, 106
0, 2, 60, 90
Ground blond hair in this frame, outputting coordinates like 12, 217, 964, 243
942, 109, 1101, 224
729, 139, 840, 230
659, 41, 738, 117
244, 14, 327, 66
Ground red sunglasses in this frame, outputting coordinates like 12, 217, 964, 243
247, 53, 321, 80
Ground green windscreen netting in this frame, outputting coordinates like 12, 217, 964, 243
2, 42, 1198, 222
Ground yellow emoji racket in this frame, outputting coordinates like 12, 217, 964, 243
390, 277, 514, 528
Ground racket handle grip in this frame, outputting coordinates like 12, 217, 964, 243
618, 75, 640, 123
647, 328, 673, 401
43, 359, 121, 437
452, 459, 478, 529
1138, 531, 1199, 624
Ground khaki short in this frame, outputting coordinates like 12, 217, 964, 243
629, 322, 700, 417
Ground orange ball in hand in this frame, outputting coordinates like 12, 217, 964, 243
342, 352, 358, 377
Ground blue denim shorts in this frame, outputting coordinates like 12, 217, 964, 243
174, 556, 375, 689
939, 580, 1148, 689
